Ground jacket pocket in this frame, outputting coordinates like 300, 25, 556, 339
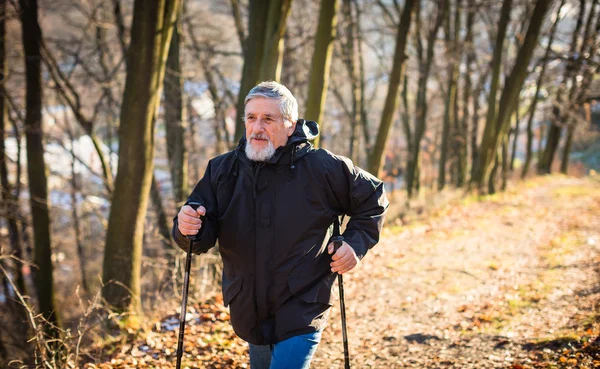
288, 270, 336, 306
222, 275, 243, 307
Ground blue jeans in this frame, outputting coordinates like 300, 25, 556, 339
248, 331, 323, 369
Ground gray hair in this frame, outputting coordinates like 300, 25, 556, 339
244, 81, 298, 127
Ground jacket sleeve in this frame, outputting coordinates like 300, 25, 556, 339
172, 159, 219, 254
329, 155, 389, 259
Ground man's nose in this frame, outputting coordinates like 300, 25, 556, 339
255, 118, 267, 130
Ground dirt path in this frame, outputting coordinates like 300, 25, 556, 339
313, 176, 600, 369
84, 176, 599, 369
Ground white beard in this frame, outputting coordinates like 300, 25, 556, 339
245, 138, 276, 162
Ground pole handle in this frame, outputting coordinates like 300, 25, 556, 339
185, 201, 204, 241
331, 235, 344, 252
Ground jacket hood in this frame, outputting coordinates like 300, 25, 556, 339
288, 119, 319, 145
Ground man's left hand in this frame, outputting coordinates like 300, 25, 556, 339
327, 241, 359, 274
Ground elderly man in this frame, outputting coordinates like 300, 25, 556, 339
172, 81, 388, 368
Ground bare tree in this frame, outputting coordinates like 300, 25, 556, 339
473, 0, 553, 190
509, 100, 519, 171
112, 0, 128, 61
340, 0, 362, 162
470, 0, 513, 188
184, 14, 235, 154
306, 0, 339, 148
0, 1, 31, 361
19, 0, 61, 335
405, 0, 445, 198
164, 12, 188, 204
538, 0, 587, 174
229, 0, 246, 54
438, 0, 462, 190
64, 112, 89, 293
560, 0, 598, 173
522, 0, 566, 178
0, 0, 26, 302
234, 0, 293, 142
41, 43, 115, 193
367, 0, 416, 177
102, 0, 181, 314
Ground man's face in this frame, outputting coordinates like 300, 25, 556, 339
245, 98, 296, 156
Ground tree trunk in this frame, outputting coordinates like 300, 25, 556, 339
522, 0, 566, 178
470, 0, 512, 187
561, 0, 598, 175
0, 328, 6, 360
164, 16, 188, 204
150, 173, 172, 249
95, 10, 118, 177
438, 0, 451, 190
570, 0, 597, 103
438, 0, 461, 191
401, 74, 412, 157
234, 0, 291, 142
340, 0, 361, 162
539, 120, 561, 174
306, 0, 339, 148
1, 0, 26, 299
501, 132, 508, 191
405, 0, 445, 197
354, 0, 370, 155
471, 78, 483, 181
368, 0, 416, 177
459, 0, 474, 187
65, 119, 89, 293
538, 0, 586, 174
1, 1, 30, 357
574, 1, 600, 105
488, 155, 498, 194
203, 59, 227, 154
102, 0, 180, 315
510, 100, 519, 171
112, 0, 128, 63
259, 0, 292, 82
19, 0, 61, 333
229, 0, 246, 54
560, 122, 574, 174
473, 0, 552, 189
537, 120, 546, 163
451, 45, 463, 187
187, 97, 201, 181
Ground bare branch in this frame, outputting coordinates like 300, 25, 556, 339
375, 0, 398, 28
229, 0, 246, 54
112, 0, 128, 61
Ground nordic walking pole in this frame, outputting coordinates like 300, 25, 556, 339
176, 201, 203, 369
331, 235, 351, 369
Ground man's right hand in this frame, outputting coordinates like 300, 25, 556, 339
177, 204, 206, 237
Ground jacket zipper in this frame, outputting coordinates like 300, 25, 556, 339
252, 162, 265, 199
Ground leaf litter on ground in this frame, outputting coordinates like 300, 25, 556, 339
86, 175, 600, 369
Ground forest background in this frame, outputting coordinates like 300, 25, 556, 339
1, 0, 599, 367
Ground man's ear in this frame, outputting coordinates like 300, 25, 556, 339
287, 120, 297, 137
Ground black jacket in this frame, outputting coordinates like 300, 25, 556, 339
172, 119, 389, 345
